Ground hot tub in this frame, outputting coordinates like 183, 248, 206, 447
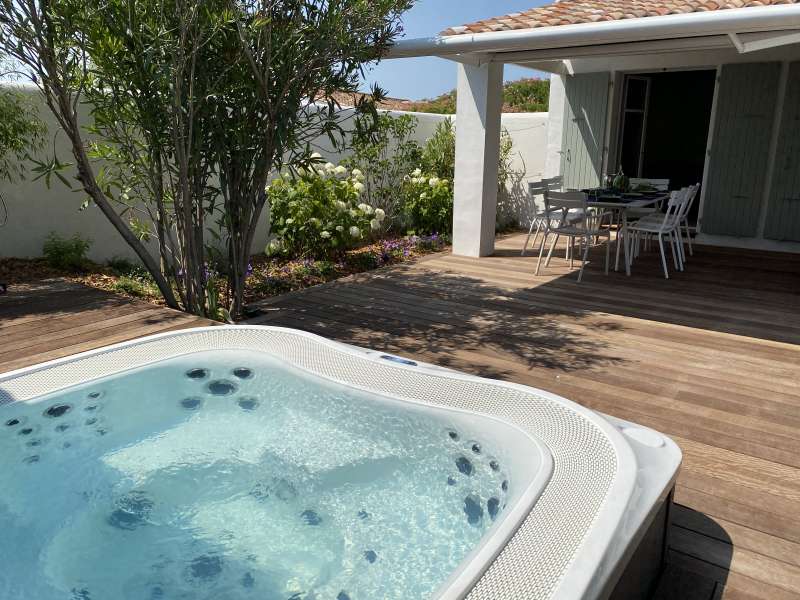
0, 326, 680, 600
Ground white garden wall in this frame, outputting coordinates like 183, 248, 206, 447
0, 86, 548, 262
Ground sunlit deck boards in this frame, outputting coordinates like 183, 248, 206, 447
248, 233, 800, 600
0, 279, 213, 373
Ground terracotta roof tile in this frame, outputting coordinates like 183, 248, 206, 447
440, 0, 800, 35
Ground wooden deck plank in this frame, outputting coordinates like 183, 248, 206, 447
0, 279, 214, 373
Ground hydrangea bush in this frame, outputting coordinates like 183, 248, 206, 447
266, 160, 386, 259
401, 168, 454, 235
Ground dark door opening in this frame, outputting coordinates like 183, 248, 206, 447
616, 70, 717, 224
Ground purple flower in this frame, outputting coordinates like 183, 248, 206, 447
246, 262, 254, 277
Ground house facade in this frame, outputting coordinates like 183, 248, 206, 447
388, 1, 800, 256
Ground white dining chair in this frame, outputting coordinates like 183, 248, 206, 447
535, 190, 611, 283
627, 189, 689, 279
521, 177, 563, 257
634, 184, 698, 265
680, 183, 701, 257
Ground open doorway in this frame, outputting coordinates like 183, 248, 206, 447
615, 70, 717, 224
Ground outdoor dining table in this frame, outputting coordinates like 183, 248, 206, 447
582, 190, 671, 276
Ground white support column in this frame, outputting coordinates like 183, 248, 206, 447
452, 62, 504, 257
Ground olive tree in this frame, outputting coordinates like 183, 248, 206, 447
0, 0, 412, 317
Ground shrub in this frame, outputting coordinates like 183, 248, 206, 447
503, 78, 550, 113
402, 171, 453, 235
420, 119, 455, 181
106, 256, 139, 276
266, 163, 386, 260
409, 90, 457, 114
110, 275, 154, 298
343, 114, 421, 227
420, 120, 514, 191
42, 232, 92, 271
408, 78, 550, 114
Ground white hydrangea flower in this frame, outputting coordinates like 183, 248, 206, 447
316, 168, 327, 177
285, 218, 294, 224
420, 192, 428, 200
370, 218, 381, 231
349, 226, 361, 238
324, 162, 336, 172
309, 217, 321, 226
353, 181, 365, 194
351, 168, 364, 180
412, 168, 422, 177
335, 200, 347, 210
374, 208, 386, 222
320, 231, 331, 239
358, 203, 374, 215
349, 209, 358, 218
334, 165, 347, 175
429, 177, 440, 187
310, 152, 322, 159
267, 238, 282, 252
335, 225, 344, 232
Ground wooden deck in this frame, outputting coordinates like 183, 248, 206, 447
0, 279, 213, 373
246, 233, 800, 600
1, 236, 799, 599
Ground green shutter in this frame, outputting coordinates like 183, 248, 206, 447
764, 61, 800, 242
702, 62, 781, 237
561, 73, 609, 190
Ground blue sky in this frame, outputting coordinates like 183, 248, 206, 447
364, 1, 549, 100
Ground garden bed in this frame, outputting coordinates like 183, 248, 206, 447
0, 234, 449, 320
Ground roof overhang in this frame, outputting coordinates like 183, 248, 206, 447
386, 5, 800, 68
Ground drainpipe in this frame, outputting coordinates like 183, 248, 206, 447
386, 6, 800, 59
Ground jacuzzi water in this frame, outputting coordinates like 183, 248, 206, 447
0, 350, 513, 600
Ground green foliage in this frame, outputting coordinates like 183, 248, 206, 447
498, 129, 515, 189
402, 171, 453, 235
106, 256, 138, 276
42, 232, 92, 271
410, 78, 550, 114
410, 90, 457, 114
110, 275, 157, 298
267, 165, 385, 260
419, 119, 514, 190
343, 113, 421, 226
0, 89, 45, 183
420, 119, 455, 181
502, 78, 550, 112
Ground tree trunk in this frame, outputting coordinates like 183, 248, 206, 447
49, 87, 181, 310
